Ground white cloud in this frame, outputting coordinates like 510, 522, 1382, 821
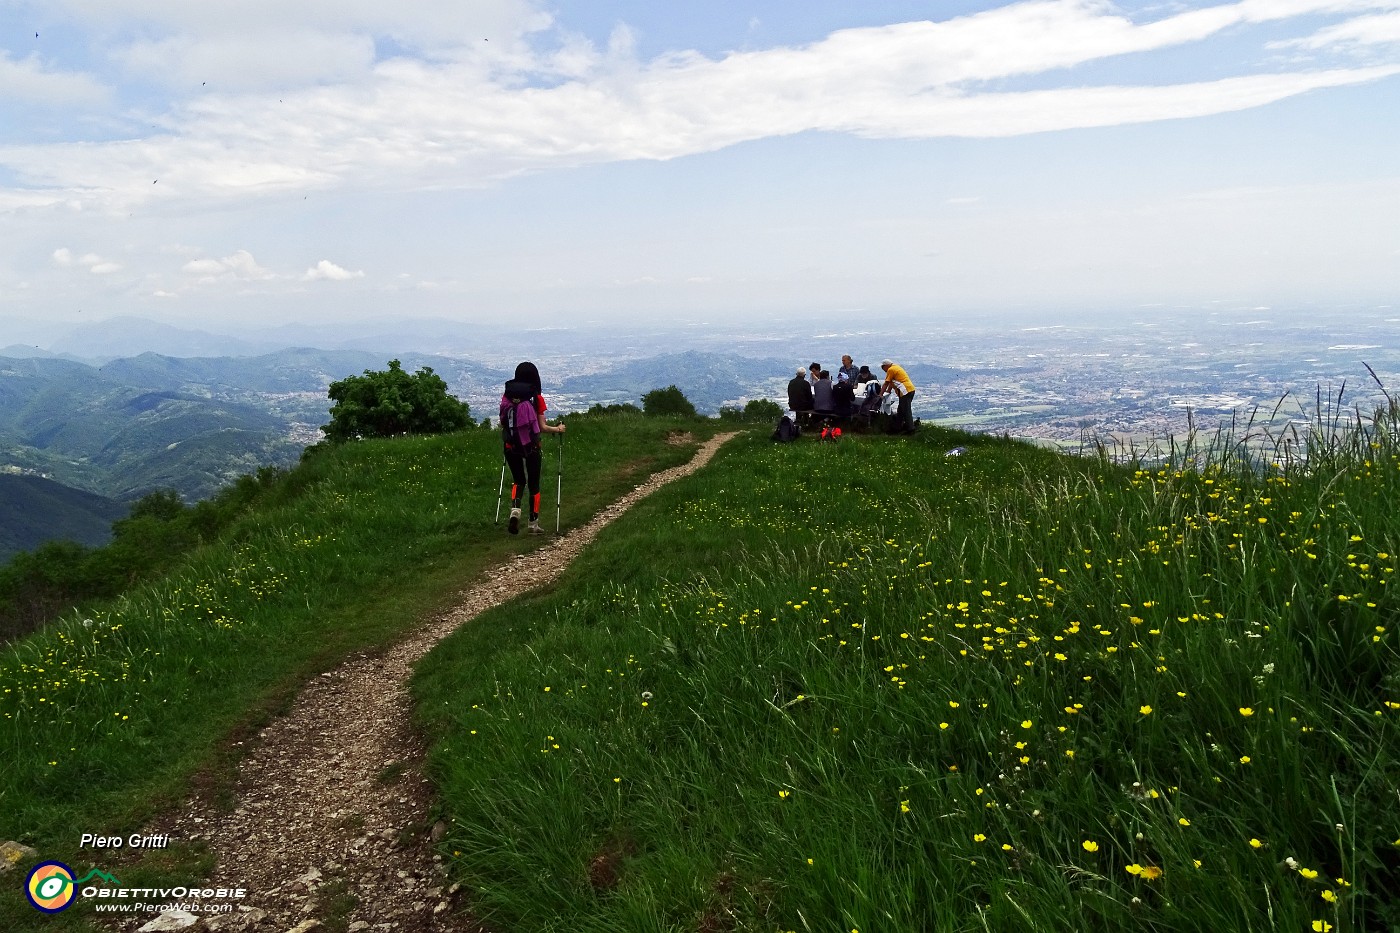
0, 51, 109, 105
181, 249, 273, 281
304, 260, 364, 281
114, 33, 377, 91
52, 247, 121, 273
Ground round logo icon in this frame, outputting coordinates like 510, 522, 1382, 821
26, 860, 77, 913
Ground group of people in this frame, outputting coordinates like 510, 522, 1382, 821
786, 356, 918, 435
497, 354, 919, 537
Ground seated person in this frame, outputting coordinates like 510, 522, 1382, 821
855, 365, 881, 398
787, 367, 814, 425
832, 375, 855, 417
812, 370, 836, 418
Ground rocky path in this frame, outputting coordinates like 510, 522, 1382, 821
114, 433, 737, 933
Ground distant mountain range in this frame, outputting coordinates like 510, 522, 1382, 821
9, 314, 575, 364
559, 349, 794, 411
0, 339, 892, 561
0, 348, 514, 560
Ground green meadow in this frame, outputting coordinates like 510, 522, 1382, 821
0, 413, 707, 930
413, 414, 1399, 932
3, 401, 1398, 932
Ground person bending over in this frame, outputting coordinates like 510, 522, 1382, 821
879, 359, 917, 435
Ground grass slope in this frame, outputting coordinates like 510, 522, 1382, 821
413, 422, 1399, 933
0, 413, 708, 930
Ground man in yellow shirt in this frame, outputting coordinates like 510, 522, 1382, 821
880, 359, 917, 434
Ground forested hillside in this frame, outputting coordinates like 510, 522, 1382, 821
0, 475, 127, 562
0, 350, 509, 501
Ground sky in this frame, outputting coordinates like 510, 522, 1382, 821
1, 0, 1398, 344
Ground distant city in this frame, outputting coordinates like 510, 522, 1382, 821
4, 306, 1398, 558
522, 307, 1400, 457
5, 305, 1398, 465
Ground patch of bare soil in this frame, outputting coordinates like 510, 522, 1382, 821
107, 433, 737, 933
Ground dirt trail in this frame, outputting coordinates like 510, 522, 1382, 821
113, 432, 737, 933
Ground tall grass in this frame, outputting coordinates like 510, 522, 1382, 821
415, 403, 1398, 932
0, 413, 708, 930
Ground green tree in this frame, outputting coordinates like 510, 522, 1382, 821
322, 360, 472, 442
720, 399, 781, 422
743, 399, 783, 422
586, 402, 642, 416
118, 489, 185, 525
0, 541, 92, 643
641, 385, 697, 418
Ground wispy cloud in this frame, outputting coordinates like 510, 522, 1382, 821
25, 0, 551, 54
113, 33, 377, 92
2, 0, 1399, 215
1273, 9, 1400, 48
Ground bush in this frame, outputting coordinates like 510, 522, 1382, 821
720, 399, 782, 423
586, 403, 642, 416
0, 472, 293, 644
0, 541, 93, 643
641, 385, 697, 418
743, 399, 783, 422
322, 360, 472, 442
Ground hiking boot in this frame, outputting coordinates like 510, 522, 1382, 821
508, 507, 521, 535
528, 520, 545, 535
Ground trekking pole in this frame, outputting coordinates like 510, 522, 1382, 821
555, 431, 564, 533
494, 462, 506, 523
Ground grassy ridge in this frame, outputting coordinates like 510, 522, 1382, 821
0, 413, 708, 930
414, 421, 1399, 932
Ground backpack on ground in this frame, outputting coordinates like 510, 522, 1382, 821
772, 415, 799, 443
501, 378, 541, 449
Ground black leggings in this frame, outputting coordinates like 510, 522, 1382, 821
504, 444, 542, 518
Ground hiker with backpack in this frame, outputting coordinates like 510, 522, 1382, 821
500, 361, 566, 535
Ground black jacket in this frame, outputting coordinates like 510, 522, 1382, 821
788, 375, 814, 411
